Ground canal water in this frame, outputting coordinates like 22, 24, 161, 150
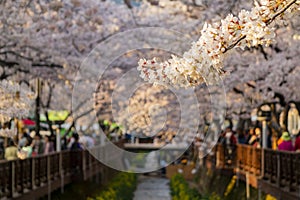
133, 175, 171, 200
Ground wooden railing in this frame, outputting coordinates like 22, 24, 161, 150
0, 146, 121, 200
215, 144, 237, 168
236, 144, 261, 176
212, 143, 300, 199
1, 141, 299, 199
263, 149, 300, 192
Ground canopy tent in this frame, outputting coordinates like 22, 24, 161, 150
22, 119, 35, 126
40, 110, 69, 124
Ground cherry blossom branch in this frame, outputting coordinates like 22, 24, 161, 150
224, 0, 297, 52
225, 35, 246, 52
137, 0, 299, 88
267, 0, 297, 25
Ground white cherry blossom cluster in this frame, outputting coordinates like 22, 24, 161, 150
137, 0, 298, 88
115, 85, 171, 136
0, 81, 34, 123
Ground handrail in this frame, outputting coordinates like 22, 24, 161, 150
236, 144, 262, 176
1, 141, 299, 199
213, 143, 300, 196
215, 143, 237, 168
263, 148, 300, 192
0, 145, 119, 199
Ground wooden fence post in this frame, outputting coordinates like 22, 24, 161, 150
216, 148, 220, 168
82, 151, 86, 181
31, 158, 35, 189
276, 153, 280, 187
10, 162, 15, 198
47, 156, 51, 200
89, 152, 93, 180
246, 172, 250, 199
60, 152, 64, 194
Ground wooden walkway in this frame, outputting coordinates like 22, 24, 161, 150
0, 144, 121, 200
205, 144, 300, 200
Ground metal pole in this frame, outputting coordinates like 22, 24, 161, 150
260, 119, 266, 200
56, 128, 61, 152
262, 120, 267, 149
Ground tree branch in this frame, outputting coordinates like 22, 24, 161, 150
225, 35, 246, 52
258, 45, 268, 60
267, 0, 297, 25
233, 87, 244, 95
224, 0, 297, 53
124, 0, 132, 9
0, 50, 34, 61
31, 63, 63, 69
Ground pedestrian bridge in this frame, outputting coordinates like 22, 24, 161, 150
124, 143, 189, 151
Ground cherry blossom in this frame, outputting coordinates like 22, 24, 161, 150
137, 0, 299, 88
0, 80, 34, 122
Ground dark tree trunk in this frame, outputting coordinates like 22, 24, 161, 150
35, 79, 41, 136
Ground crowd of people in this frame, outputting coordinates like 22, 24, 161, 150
0, 130, 95, 161
219, 126, 300, 152
1, 124, 300, 162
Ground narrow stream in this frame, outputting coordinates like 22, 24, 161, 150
133, 175, 171, 200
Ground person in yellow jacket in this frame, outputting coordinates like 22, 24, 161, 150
4, 139, 18, 160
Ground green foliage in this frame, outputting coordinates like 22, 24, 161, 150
90, 172, 137, 200
170, 174, 203, 200
208, 192, 222, 200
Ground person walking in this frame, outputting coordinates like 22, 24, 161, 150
248, 127, 261, 148
70, 133, 82, 150
44, 135, 54, 154
4, 139, 18, 160
18, 138, 33, 159
278, 132, 294, 151
237, 129, 246, 144
31, 134, 44, 156
223, 127, 236, 165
